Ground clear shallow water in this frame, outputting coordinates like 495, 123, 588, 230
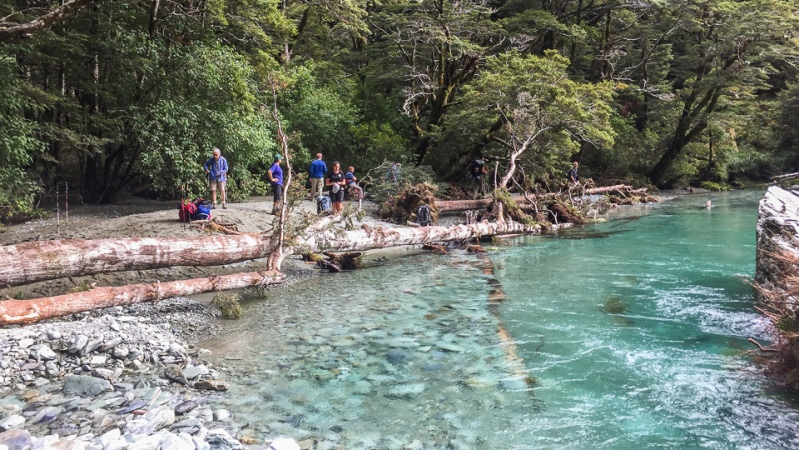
203, 190, 799, 449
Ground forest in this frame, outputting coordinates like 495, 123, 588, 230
1, 0, 798, 219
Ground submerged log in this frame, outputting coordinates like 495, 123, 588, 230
0, 271, 285, 326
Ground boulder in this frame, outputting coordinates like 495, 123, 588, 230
63, 375, 113, 396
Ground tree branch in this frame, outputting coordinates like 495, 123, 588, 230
0, 0, 90, 41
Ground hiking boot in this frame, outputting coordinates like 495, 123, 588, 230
222, 202, 227, 209
212, 203, 217, 209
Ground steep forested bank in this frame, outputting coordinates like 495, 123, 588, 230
1, 0, 798, 220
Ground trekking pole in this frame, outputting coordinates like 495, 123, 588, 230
181, 184, 187, 231
55, 183, 60, 238
64, 181, 69, 230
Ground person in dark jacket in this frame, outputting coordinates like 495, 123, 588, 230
326, 162, 346, 214
567, 161, 580, 185
268, 154, 284, 215
309, 153, 327, 200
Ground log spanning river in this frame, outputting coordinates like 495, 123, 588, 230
202, 190, 799, 449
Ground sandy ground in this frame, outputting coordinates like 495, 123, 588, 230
0, 196, 379, 299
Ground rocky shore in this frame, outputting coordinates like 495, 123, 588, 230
0, 298, 302, 450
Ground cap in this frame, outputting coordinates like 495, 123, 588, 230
274, 154, 282, 161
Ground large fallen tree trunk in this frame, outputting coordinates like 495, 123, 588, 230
434, 185, 642, 212
0, 234, 273, 288
0, 270, 285, 326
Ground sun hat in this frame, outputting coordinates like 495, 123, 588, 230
331, 183, 341, 194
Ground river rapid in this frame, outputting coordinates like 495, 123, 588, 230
202, 190, 799, 449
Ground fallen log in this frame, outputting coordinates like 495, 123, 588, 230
434, 185, 643, 212
0, 234, 273, 288
0, 271, 285, 326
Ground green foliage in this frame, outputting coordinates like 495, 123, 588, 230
212, 292, 244, 319
365, 158, 441, 206
0, 56, 43, 219
699, 181, 730, 192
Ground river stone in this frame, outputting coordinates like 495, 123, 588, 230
17, 339, 35, 349
99, 428, 121, 448
387, 383, 426, 399
197, 349, 212, 358
163, 366, 188, 385
174, 401, 198, 416
32, 406, 60, 424
193, 380, 228, 391
0, 430, 32, 450
266, 438, 301, 450
47, 330, 62, 340
213, 409, 231, 422
0, 415, 24, 432
126, 433, 163, 450
91, 368, 114, 381
81, 338, 103, 356
160, 433, 193, 450
117, 399, 147, 415
68, 336, 88, 354
144, 406, 175, 430
205, 429, 241, 450
0, 404, 21, 418
63, 375, 113, 396
182, 365, 208, 380
111, 346, 129, 360
97, 338, 122, 353
192, 436, 210, 450
30, 344, 57, 361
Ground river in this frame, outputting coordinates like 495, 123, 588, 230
202, 190, 799, 449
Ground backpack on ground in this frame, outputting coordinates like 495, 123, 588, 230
178, 202, 197, 222
317, 195, 332, 215
194, 203, 212, 221
416, 204, 432, 227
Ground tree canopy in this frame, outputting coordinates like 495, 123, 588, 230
0, 0, 797, 217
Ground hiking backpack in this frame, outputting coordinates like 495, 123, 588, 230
317, 195, 332, 214
416, 204, 432, 227
178, 202, 197, 222
194, 203, 212, 221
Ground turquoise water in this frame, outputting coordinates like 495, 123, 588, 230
204, 190, 799, 449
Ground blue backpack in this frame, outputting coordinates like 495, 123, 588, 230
317, 195, 332, 214
194, 203, 211, 220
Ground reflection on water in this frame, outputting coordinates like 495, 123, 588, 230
202, 191, 799, 449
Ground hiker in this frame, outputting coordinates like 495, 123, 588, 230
345, 165, 364, 210
567, 161, 580, 185
203, 147, 228, 209
469, 153, 488, 199
309, 153, 327, 200
326, 161, 346, 214
268, 154, 283, 215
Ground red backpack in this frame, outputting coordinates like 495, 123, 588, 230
178, 202, 197, 222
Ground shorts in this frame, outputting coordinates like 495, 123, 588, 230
272, 183, 282, 202
331, 189, 344, 203
210, 180, 226, 191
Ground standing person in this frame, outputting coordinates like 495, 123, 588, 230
567, 161, 580, 185
268, 154, 284, 215
326, 162, 346, 214
308, 153, 327, 200
203, 148, 228, 209
345, 166, 364, 211
468, 153, 488, 199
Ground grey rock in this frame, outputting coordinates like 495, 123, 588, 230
111, 347, 129, 360
142, 387, 162, 404
47, 330, 62, 340
196, 349, 212, 358
160, 434, 193, 450
144, 406, 175, 430
126, 433, 163, 450
89, 356, 107, 367
30, 344, 57, 361
212, 409, 231, 422
0, 415, 24, 432
17, 339, 35, 349
193, 380, 228, 391
0, 404, 21, 418
123, 419, 153, 436
98, 338, 122, 353
163, 366, 188, 385
205, 429, 242, 450
168, 343, 185, 356
169, 418, 202, 431
81, 338, 103, 356
265, 438, 301, 450
192, 436, 210, 450
98, 428, 121, 448
117, 399, 148, 415
0, 430, 33, 450
91, 369, 114, 381
63, 375, 113, 396
68, 335, 88, 354
181, 365, 207, 381
31, 406, 60, 424
174, 400, 198, 416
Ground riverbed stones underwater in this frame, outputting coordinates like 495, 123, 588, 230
0, 298, 303, 450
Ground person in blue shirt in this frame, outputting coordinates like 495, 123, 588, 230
567, 161, 580, 185
308, 153, 327, 200
345, 165, 364, 211
203, 148, 228, 209
268, 154, 284, 215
